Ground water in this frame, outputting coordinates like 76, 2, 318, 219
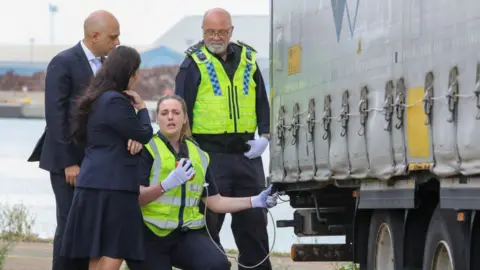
0, 118, 343, 252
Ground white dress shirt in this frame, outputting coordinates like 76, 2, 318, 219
80, 41, 103, 74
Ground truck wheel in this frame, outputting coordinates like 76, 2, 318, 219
422, 206, 468, 270
366, 210, 404, 270
470, 213, 480, 269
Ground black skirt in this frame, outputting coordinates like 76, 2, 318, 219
60, 187, 145, 261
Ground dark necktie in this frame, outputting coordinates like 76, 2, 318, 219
100, 56, 106, 64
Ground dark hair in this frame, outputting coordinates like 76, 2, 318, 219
72, 45, 141, 144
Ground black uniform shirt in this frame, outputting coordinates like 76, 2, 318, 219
175, 42, 270, 154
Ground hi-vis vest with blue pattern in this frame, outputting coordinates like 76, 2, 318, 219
141, 135, 209, 237
186, 41, 258, 134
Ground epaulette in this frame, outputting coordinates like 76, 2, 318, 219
184, 136, 200, 147
184, 41, 204, 56
237, 40, 256, 52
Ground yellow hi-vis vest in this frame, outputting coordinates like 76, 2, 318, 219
187, 41, 258, 134
141, 134, 209, 237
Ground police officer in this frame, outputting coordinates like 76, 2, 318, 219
175, 7, 272, 270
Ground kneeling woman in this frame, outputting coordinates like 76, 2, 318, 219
126, 95, 278, 270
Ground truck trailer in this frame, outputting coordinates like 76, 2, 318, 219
268, 0, 480, 269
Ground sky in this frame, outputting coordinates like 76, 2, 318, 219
0, 0, 269, 45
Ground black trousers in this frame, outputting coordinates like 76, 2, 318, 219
50, 172, 88, 270
203, 153, 272, 270
126, 226, 230, 270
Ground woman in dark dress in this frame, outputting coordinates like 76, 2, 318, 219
61, 45, 153, 269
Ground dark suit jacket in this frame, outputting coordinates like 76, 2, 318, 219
28, 42, 95, 173
75, 90, 153, 192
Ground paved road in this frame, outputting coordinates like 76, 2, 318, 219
4, 242, 348, 270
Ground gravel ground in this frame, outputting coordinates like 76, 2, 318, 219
4, 242, 351, 270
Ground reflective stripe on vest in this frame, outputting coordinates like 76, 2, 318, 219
141, 135, 209, 237
190, 44, 257, 134
142, 218, 205, 230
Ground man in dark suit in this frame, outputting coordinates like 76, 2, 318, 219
28, 10, 144, 270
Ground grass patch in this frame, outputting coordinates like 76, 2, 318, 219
0, 203, 37, 270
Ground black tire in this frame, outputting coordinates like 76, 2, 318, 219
366, 210, 404, 270
422, 206, 468, 270
470, 212, 480, 269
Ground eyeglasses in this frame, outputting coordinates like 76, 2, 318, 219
203, 28, 231, 38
